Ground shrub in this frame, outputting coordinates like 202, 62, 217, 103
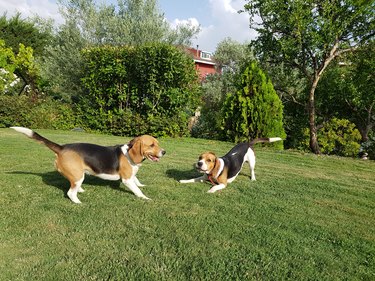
221, 61, 286, 149
191, 74, 227, 139
80, 43, 201, 137
301, 118, 361, 157
0, 95, 78, 129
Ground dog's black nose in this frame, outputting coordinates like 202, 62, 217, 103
162, 150, 166, 155
197, 161, 203, 167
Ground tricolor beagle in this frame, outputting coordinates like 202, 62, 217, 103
11, 127, 165, 203
179, 137, 282, 193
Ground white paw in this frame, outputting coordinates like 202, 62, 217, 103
78, 187, 85, 193
67, 190, 82, 204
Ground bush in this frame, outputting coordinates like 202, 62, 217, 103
0, 95, 78, 129
302, 118, 361, 157
221, 61, 286, 149
191, 74, 227, 139
80, 43, 201, 137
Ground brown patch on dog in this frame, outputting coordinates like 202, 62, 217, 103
55, 150, 86, 187
118, 153, 133, 180
216, 166, 228, 186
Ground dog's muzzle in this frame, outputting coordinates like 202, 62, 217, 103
195, 161, 206, 173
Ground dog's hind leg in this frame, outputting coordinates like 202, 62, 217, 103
55, 151, 85, 203
246, 149, 256, 181
67, 176, 84, 204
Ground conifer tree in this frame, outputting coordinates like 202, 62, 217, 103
222, 61, 286, 149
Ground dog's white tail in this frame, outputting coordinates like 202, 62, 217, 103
11, 126, 33, 137
249, 137, 282, 146
11, 126, 62, 154
269, 137, 282, 143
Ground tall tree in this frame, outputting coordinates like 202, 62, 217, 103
41, 0, 200, 99
316, 41, 375, 142
242, 0, 374, 153
0, 13, 52, 56
221, 61, 286, 148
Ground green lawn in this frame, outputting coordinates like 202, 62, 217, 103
0, 128, 374, 280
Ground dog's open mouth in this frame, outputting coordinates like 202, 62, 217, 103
146, 154, 160, 162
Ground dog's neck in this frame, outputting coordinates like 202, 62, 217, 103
121, 145, 143, 166
210, 158, 224, 179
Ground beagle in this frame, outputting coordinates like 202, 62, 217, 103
179, 137, 282, 193
11, 127, 165, 203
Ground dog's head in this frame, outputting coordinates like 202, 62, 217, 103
128, 135, 166, 164
195, 152, 218, 174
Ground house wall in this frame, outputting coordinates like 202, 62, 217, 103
195, 62, 217, 79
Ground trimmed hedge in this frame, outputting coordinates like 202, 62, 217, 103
0, 95, 79, 129
80, 43, 201, 137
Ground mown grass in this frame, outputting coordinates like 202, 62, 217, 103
0, 128, 374, 280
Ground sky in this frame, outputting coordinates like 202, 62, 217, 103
0, 0, 257, 52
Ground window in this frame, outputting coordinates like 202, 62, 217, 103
200, 51, 212, 60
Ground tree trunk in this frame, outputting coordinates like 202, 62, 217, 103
308, 80, 320, 154
307, 41, 342, 154
358, 124, 371, 142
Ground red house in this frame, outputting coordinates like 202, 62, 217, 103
185, 47, 220, 80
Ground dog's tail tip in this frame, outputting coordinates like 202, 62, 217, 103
10, 126, 34, 138
269, 137, 283, 143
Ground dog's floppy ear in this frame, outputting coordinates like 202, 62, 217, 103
128, 137, 144, 164
209, 156, 221, 177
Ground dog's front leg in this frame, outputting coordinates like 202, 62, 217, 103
134, 176, 145, 187
207, 184, 226, 193
122, 178, 150, 200
179, 175, 207, 184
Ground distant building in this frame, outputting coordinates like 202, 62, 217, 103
185, 47, 221, 80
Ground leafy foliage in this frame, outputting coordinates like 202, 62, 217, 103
0, 95, 78, 129
0, 13, 52, 56
191, 74, 227, 139
80, 43, 201, 137
242, 0, 375, 153
39, 0, 200, 100
193, 39, 253, 140
302, 118, 361, 157
0, 39, 39, 95
316, 42, 375, 142
221, 61, 286, 148
0, 40, 16, 93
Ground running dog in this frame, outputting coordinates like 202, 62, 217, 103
11, 127, 165, 203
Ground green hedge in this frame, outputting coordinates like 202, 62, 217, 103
0, 95, 79, 129
80, 43, 201, 137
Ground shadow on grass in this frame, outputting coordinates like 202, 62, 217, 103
7, 171, 134, 199
166, 168, 200, 181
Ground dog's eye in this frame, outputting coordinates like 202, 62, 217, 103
150, 143, 155, 148
207, 159, 211, 162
